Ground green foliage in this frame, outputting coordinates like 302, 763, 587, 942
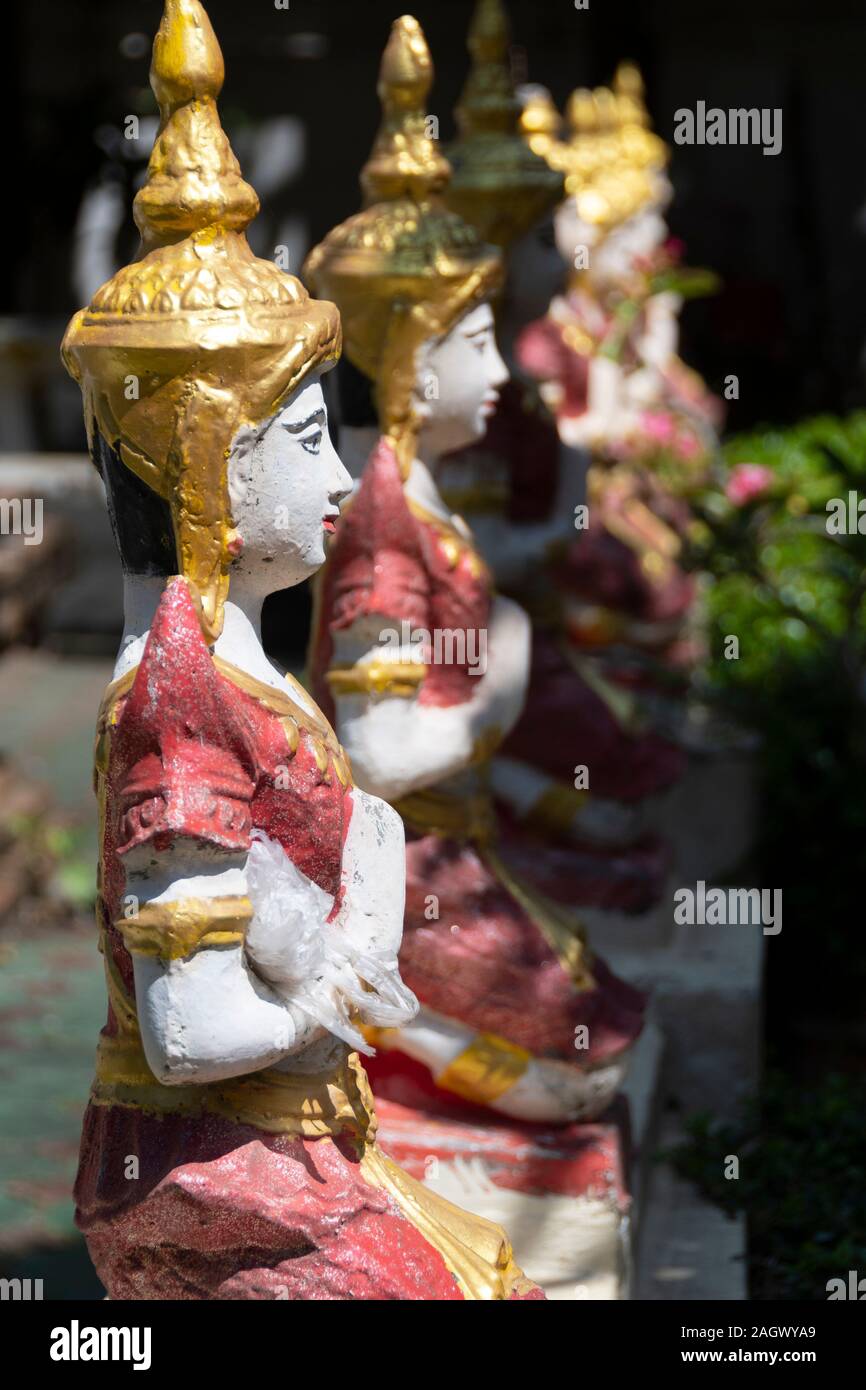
689, 414, 866, 995
6, 813, 96, 912
693, 412, 866, 698
667, 1073, 866, 1300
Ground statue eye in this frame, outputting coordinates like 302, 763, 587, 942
301, 429, 323, 455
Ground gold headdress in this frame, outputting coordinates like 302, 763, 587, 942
303, 15, 503, 477
557, 83, 653, 229
517, 84, 563, 166
444, 0, 563, 248
612, 62, 670, 181
520, 63, 670, 232
62, 0, 341, 641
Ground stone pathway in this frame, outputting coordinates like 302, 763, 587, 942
0, 651, 111, 1296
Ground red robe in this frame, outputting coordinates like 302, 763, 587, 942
310, 440, 646, 1090
77, 577, 540, 1300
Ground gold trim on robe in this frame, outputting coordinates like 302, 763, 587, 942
117, 896, 254, 960
327, 660, 426, 699
89, 650, 536, 1299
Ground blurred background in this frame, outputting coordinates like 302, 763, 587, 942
0, 0, 864, 1300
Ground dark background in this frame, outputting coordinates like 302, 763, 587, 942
5, 0, 866, 452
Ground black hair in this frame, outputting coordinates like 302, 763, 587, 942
334, 355, 378, 430
94, 428, 176, 577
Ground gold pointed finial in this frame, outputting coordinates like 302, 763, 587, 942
445, 0, 562, 246
457, 0, 515, 136
360, 15, 450, 205
471, 0, 510, 56
611, 61, 669, 178
134, 0, 259, 250
613, 61, 648, 125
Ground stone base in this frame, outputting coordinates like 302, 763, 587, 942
591, 910, 764, 1121
374, 1096, 629, 1300
371, 1021, 665, 1300
579, 875, 677, 954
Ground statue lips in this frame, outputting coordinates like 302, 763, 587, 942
323, 512, 339, 534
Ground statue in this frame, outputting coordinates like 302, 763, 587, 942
305, 14, 645, 1136
61, 0, 542, 1302
516, 70, 724, 728
411, 0, 686, 913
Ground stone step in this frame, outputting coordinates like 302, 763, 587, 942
635, 1113, 747, 1300
594, 915, 764, 1121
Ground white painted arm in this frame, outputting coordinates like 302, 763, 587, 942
128, 852, 321, 1087
489, 755, 643, 846
331, 595, 531, 802
558, 357, 640, 449
637, 291, 681, 371
231, 792, 417, 1050
331, 788, 408, 959
129, 792, 415, 1084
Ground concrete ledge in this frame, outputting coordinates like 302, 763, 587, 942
636, 1114, 747, 1300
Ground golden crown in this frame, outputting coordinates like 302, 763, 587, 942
303, 16, 502, 476
521, 62, 670, 230
62, 0, 341, 641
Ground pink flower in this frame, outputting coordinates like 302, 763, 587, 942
725, 463, 774, 507
640, 410, 676, 444
674, 430, 701, 461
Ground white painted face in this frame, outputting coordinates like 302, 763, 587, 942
554, 199, 669, 289
415, 302, 509, 459
623, 205, 669, 262
227, 374, 352, 593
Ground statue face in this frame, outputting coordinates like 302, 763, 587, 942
415, 302, 509, 459
621, 205, 669, 263
227, 375, 352, 592
554, 199, 668, 288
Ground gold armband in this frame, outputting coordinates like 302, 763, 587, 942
117, 896, 253, 961
524, 784, 589, 836
361, 1022, 530, 1107
435, 1032, 531, 1106
327, 661, 426, 699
